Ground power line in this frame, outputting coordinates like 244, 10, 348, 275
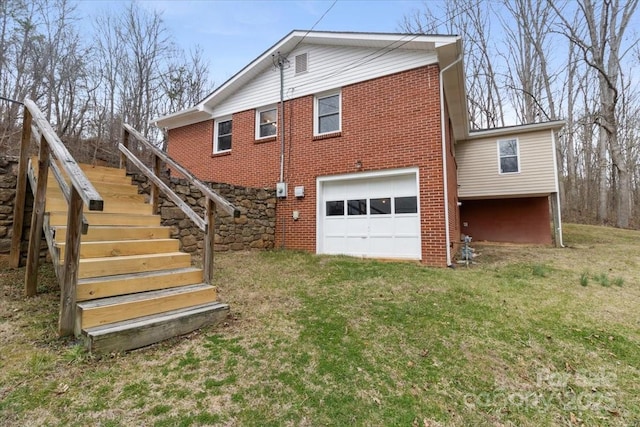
287, 0, 339, 56
290, 0, 487, 92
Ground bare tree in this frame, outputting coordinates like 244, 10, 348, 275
549, 0, 638, 227
400, 0, 505, 129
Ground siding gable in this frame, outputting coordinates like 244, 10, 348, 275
209, 43, 438, 118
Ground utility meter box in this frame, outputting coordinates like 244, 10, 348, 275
294, 186, 305, 198
276, 182, 287, 198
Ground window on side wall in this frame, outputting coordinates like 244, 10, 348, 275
314, 91, 341, 135
498, 138, 519, 174
214, 117, 232, 153
256, 106, 277, 139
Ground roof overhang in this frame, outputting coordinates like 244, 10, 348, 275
152, 30, 460, 130
153, 105, 213, 129
463, 120, 566, 141
436, 38, 468, 141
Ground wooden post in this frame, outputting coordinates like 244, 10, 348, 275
24, 136, 50, 296
203, 198, 216, 285
151, 154, 161, 215
59, 187, 83, 336
120, 128, 129, 171
9, 108, 32, 268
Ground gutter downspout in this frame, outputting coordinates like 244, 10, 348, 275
439, 54, 462, 267
278, 54, 285, 184
550, 129, 564, 247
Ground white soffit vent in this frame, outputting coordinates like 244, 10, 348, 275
295, 53, 308, 74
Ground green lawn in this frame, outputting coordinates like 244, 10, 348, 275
1, 223, 639, 426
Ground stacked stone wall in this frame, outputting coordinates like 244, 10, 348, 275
132, 173, 276, 255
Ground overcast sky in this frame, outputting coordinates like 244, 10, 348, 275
76, 0, 428, 87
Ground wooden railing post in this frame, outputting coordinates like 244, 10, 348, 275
9, 108, 32, 268
151, 154, 161, 215
24, 134, 50, 296
120, 128, 129, 171
203, 198, 216, 285
59, 187, 83, 336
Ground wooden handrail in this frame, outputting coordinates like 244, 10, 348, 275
119, 143, 206, 230
122, 123, 239, 218
24, 99, 104, 211
10, 99, 105, 337
121, 124, 241, 285
30, 120, 90, 234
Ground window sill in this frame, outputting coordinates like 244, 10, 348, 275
313, 131, 342, 141
254, 136, 277, 144
211, 151, 231, 158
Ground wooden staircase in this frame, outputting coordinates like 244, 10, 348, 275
39, 161, 229, 353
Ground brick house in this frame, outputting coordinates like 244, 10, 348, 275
153, 31, 563, 267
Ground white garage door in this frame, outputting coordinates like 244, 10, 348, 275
318, 171, 421, 260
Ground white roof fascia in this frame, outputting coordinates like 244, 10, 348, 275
152, 104, 214, 129
464, 120, 566, 140
152, 30, 460, 130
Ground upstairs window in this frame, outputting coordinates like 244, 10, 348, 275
314, 91, 341, 135
498, 138, 519, 174
214, 118, 232, 153
256, 107, 277, 139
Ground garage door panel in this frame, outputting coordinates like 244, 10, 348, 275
324, 217, 347, 235
320, 171, 421, 260
324, 236, 346, 254
393, 236, 421, 258
394, 216, 420, 234
346, 236, 368, 255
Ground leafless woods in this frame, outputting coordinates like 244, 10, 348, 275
0, 0, 211, 163
403, 0, 640, 228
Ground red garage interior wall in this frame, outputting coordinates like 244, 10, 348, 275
459, 197, 552, 244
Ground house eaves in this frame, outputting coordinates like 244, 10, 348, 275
463, 120, 566, 141
152, 30, 461, 130
435, 37, 467, 141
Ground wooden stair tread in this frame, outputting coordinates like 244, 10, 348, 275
46, 199, 152, 215
48, 211, 161, 227
78, 283, 218, 328
82, 302, 229, 353
77, 251, 191, 278
77, 267, 203, 301
57, 238, 180, 259
54, 225, 171, 242
78, 283, 215, 309
47, 192, 146, 203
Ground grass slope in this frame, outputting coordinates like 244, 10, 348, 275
1, 223, 639, 426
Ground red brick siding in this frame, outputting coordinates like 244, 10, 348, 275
459, 197, 552, 244
168, 65, 454, 266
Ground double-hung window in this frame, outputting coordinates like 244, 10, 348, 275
256, 106, 277, 139
214, 117, 232, 153
498, 138, 519, 174
314, 91, 341, 135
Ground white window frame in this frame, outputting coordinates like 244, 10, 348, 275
213, 116, 232, 153
314, 90, 342, 136
255, 105, 278, 140
497, 138, 520, 174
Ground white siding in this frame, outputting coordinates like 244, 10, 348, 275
456, 129, 558, 198
209, 43, 438, 117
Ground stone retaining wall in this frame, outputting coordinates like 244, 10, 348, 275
132, 173, 276, 255
0, 157, 18, 254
